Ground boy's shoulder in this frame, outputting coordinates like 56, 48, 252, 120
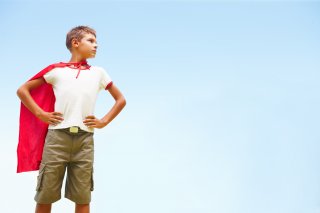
90, 65, 107, 71
89, 65, 111, 76
39, 62, 72, 73
31, 62, 69, 80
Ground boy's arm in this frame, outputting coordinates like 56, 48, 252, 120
83, 83, 126, 129
17, 78, 64, 125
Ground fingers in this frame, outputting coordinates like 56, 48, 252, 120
53, 116, 64, 122
85, 123, 96, 128
49, 120, 60, 126
83, 115, 96, 124
85, 115, 96, 119
83, 115, 97, 127
49, 120, 59, 126
83, 120, 95, 125
49, 112, 64, 125
52, 112, 63, 116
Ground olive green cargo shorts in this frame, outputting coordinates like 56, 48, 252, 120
34, 127, 94, 204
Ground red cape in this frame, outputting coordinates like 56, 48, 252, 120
17, 61, 90, 173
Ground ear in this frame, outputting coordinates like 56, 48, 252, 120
71, 38, 80, 48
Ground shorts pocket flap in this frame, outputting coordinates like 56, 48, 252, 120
36, 163, 46, 191
90, 167, 94, 191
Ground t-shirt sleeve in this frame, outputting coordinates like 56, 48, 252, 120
43, 69, 55, 84
100, 68, 113, 90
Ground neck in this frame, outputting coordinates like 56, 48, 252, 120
69, 55, 87, 63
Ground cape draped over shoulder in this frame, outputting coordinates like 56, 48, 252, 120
17, 61, 90, 173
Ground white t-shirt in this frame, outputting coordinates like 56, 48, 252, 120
43, 66, 113, 132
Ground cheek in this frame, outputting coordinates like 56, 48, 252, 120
79, 45, 90, 52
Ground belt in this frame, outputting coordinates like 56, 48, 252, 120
69, 126, 79, 133
52, 126, 90, 134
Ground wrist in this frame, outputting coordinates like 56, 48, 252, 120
35, 110, 44, 118
101, 118, 108, 127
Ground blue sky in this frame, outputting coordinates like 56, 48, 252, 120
1, 1, 320, 213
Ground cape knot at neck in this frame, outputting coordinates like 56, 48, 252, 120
64, 60, 91, 70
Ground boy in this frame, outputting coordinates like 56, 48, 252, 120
16, 26, 126, 213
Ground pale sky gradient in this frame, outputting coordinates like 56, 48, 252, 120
1, 1, 320, 213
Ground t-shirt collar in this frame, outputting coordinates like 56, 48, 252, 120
60, 60, 91, 70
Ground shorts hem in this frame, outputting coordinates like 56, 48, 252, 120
65, 194, 91, 204
34, 196, 61, 204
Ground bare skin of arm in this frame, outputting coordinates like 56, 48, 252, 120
83, 83, 126, 129
16, 78, 64, 125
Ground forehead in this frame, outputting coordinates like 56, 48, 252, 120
81, 33, 96, 40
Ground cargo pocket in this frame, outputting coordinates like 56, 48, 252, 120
90, 167, 94, 191
36, 163, 46, 191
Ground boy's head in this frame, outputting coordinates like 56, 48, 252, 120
66, 26, 97, 53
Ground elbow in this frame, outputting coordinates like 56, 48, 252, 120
121, 97, 126, 107
17, 85, 28, 99
119, 96, 126, 108
16, 87, 24, 98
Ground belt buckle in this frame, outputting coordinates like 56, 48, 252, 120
69, 126, 79, 133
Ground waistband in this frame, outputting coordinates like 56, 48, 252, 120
48, 126, 93, 135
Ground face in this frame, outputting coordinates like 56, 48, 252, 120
73, 33, 98, 59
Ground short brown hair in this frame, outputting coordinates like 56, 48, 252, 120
66, 26, 96, 51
